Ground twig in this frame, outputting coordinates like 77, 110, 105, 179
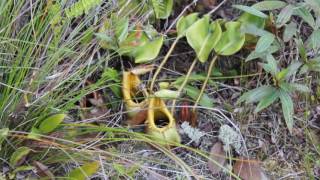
208, 0, 228, 15
150, 37, 180, 91
171, 58, 197, 114
192, 55, 218, 112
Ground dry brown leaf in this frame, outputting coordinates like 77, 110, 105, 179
208, 142, 226, 174
233, 157, 268, 180
33, 161, 55, 179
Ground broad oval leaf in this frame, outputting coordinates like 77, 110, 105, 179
176, 13, 199, 37
134, 36, 164, 63
252, 1, 287, 11
186, 16, 222, 62
214, 21, 245, 56
279, 90, 294, 134
67, 161, 100, 180
238, 12, 266, 44
118, 31, 149, 55
233, 5, 268, 18
255, 32, 275, 53
10, 147, 32, 167
39, 114, 66, 134
239, 12, 266, 30
151, 0, 173, 19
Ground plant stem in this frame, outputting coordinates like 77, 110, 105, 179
171, 58, 197, 114
150, 37, 180, 92
192, 55, 218, 112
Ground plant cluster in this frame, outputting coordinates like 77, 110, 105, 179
0, 0, 320, 179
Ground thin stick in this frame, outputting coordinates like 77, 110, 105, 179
150, 37, 180, 91
171, 58, 197, 114
192, 55, 218, 112
208, 0, 228, 15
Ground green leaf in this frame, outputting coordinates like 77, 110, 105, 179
214, 21, 245, 56
67, 161, 100, 180
0, 128, 9, 151
252, 1, 287, 11
186, 16, 222, 62
305, 0, 320, 15
279, 82, 294, 92
134, 36, 164, 63
102, 68, 121, 97
283, 22, 297, 42
27, 127, 42, 140
233, 5, 268, 18
113, 163, 126, 175
151, 0, 173, 19
294, 6, 315, 28
237, 86, 276, 104
241, 23, 267, 37
284, 61, 302, 80
12, 166, 35, 174
264, 54, 279, 75
81, 27, 94, 44
103, 68, 120, 82
279, 90, 294, 134
276, 68, 289, 81
238, 12, 266, 36
276, 5, 294, 27
305, 57, 320, 72
115, 17, 129, 43
289, 83, 311, 93
255, 89, 279, 113
39, 114, 66, 134
154, 89, 179, 99
246, 45, 279, 62
299, 64, 309, 74
255, 32, 275, 53
183, 85, 214, 108
118, 31, 149, 55
10, 147, 32, 167
95, 33, 113, 42
295, 38, 307, 62
307, 29, 320, 51
176, 13, 199, 37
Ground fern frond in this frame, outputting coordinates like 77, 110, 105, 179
65, 0, 102, 19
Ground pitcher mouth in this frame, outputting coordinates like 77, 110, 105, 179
154, 114, 170, 128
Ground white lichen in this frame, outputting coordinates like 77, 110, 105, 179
218, 125, 243, 154
180, 122, 205, 144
